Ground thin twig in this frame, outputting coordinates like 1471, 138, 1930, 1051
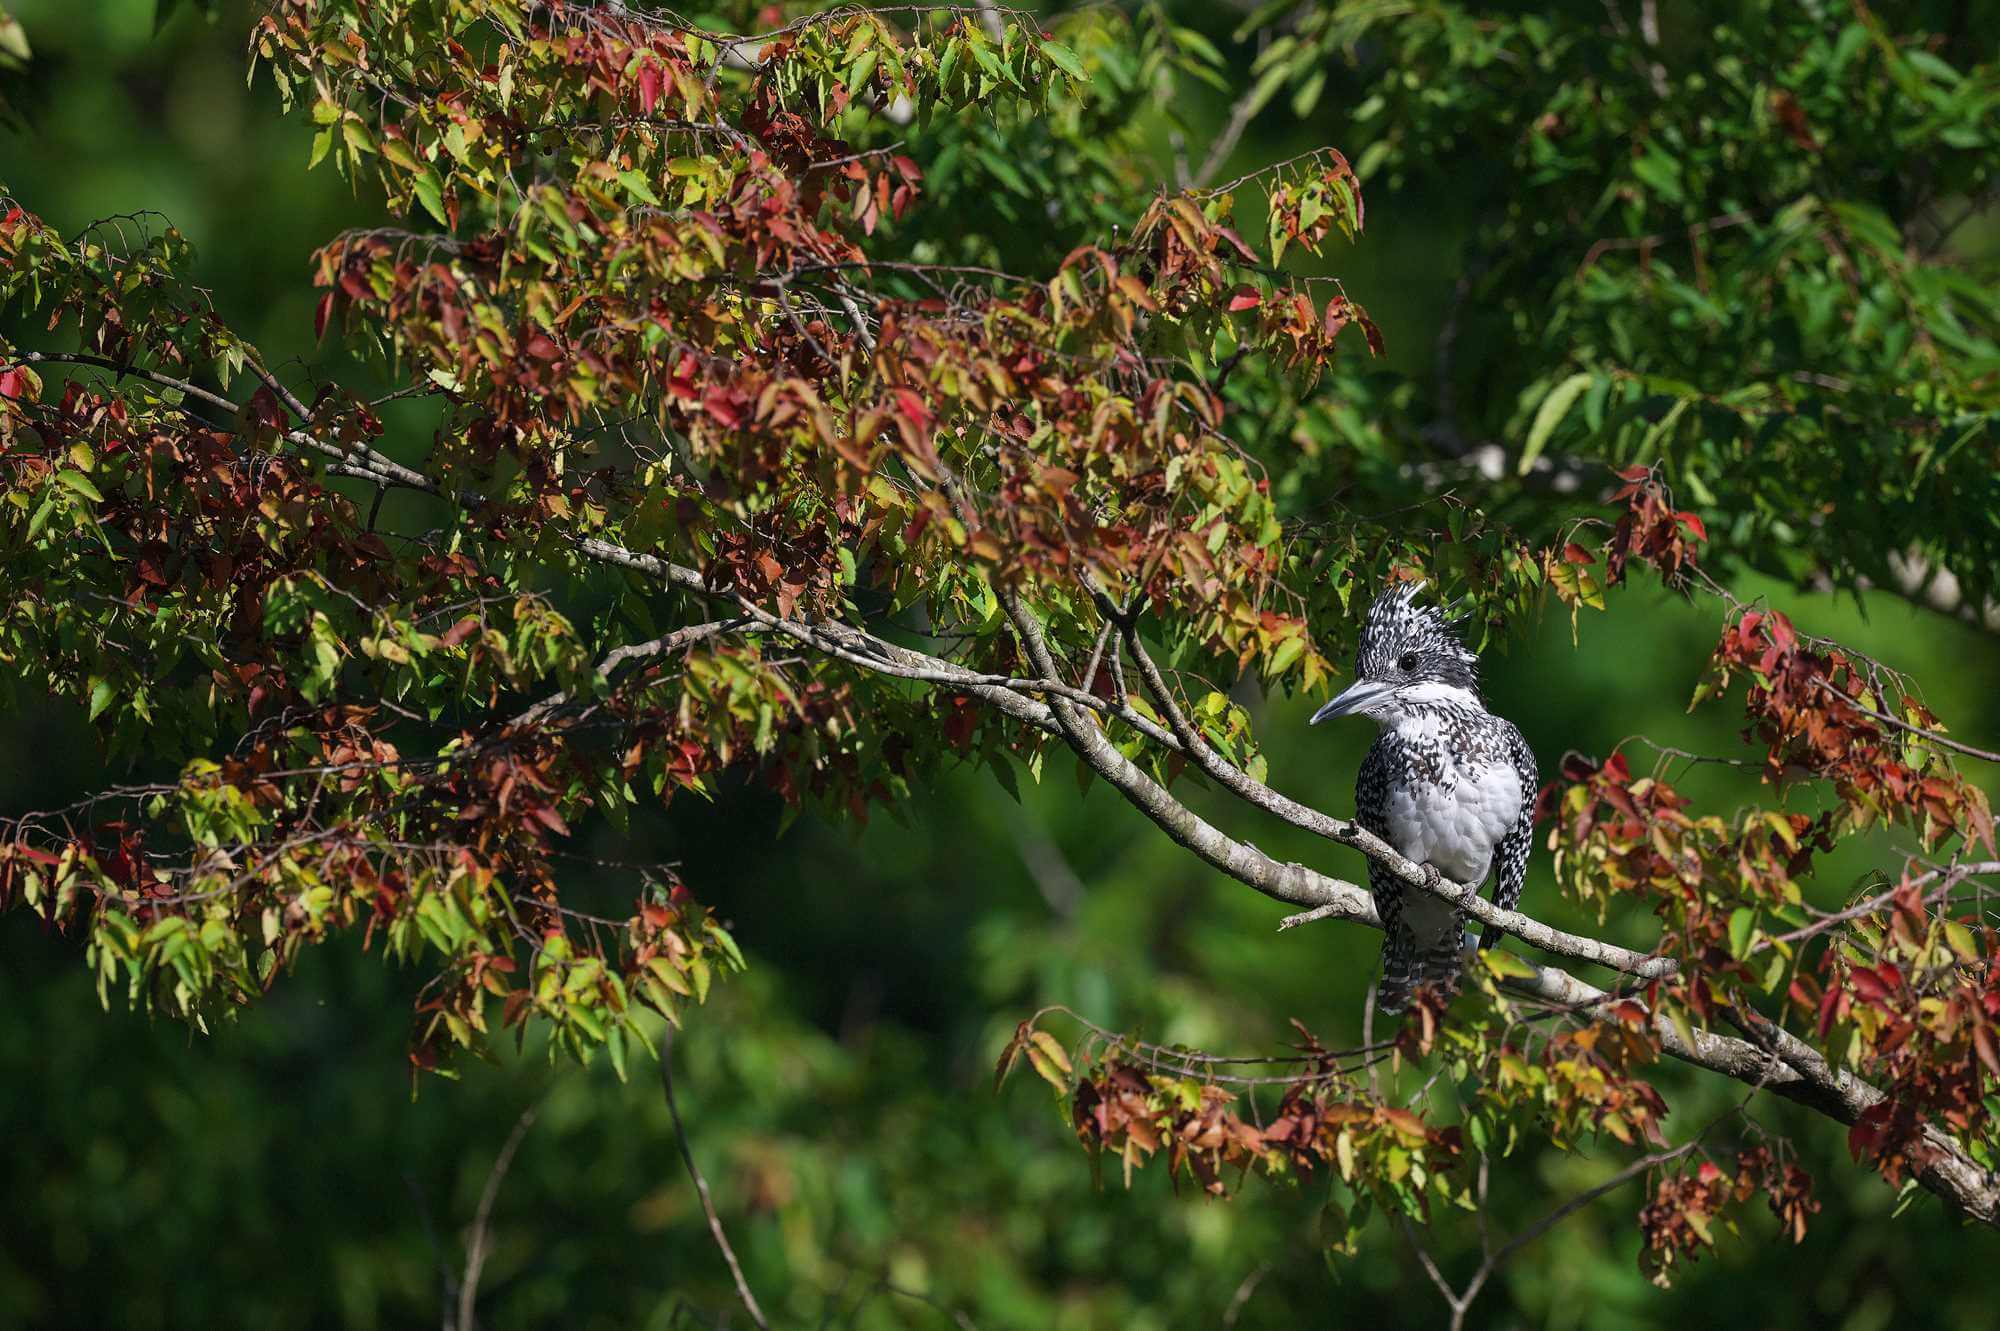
1481, 1142, 1694, 1279
1220, 1261, 1271, 1329
457, 1102, 539, 1331
1812, 678, 2000, 764
661, 1034, 771, 1330
1191, 88, 1264, 190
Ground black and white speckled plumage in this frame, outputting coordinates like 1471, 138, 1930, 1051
1321, 583, 1538, 1013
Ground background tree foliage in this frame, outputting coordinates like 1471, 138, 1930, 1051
1, 1, 1997, 1328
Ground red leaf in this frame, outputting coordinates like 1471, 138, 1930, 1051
1560, 752, 1600, 782
1563, 541, 1597, 565
1770, 91, 1822, 153
1848, 968, 1889, 1003
1974, 1024, 2000, 1079
247, 386, 287, 431
1214, 226, 1259, 262
892, 387, 933, 432
1322, 295, 1351, 337
1675, 510, 1707, 541
1355, 309, 1386, 357
0, 367, 23, 400
1226, 285, 1261, 312
314, 291, 336, 341
637, 62, 663, 115
702, 385, 745, 428
1848, 1118, 1878, 1161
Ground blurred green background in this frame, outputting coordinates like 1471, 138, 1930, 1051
4, 3, 1999, 1328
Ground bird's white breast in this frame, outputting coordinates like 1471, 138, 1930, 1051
1381, 715, 1524, 887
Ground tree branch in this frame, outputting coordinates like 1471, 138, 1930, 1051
456, 1102, 538, 1331
1507, 954, 1999, 1225
661, 1033, 770, 1330
1191, 86, 1263, 191
13, 350, 436, 495
1078, 573, 1670, 979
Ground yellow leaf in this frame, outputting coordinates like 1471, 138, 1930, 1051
1028, 1029, 1072, 1078
1024, 1043, 1067, 1095
1482, 948, 1539, 980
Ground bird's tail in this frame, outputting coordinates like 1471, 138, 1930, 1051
1377, 925, 1470, 1015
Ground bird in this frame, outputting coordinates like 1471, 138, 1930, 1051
1309, 581, 1538, 1013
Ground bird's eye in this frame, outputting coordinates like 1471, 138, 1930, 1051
1397, 651, 1419, 673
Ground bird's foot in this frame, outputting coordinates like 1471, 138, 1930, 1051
1417, 863, 1444, 893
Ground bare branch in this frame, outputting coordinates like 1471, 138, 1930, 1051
1191, 88, 1262, 191
661, 1034, 770, 1331
1765, 860, 2000, 949
457, 1102, 539, 1331
1219, 1261, 1271, 1330
1487, 1142, 1694, 1281
513, 619, 750, 727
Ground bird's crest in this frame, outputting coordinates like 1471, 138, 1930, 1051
1356, 580, 1480, 689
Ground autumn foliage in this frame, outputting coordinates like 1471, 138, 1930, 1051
3, 0, 1999, 1310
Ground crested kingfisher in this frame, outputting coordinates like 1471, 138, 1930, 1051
1311, 583, 1538, 1012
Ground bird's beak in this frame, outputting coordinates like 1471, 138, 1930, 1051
1309, 678, 1394, 725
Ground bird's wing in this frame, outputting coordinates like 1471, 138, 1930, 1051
1478, 721, 1540, 951
1357, 739, 1438, 1012
1354, 739, 1401, 936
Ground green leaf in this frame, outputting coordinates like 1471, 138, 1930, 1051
606, 1024, 628, 1082
24, 495, 55, 542
1268, 634, 1306, 677
1039, 40, 1087, 83
617, 169, 661, 206
0, 14, 31, 63
411, 169, 448, 225
1728, 907, 1756, 960
1291, 68, 1327, 117
1023, 1040, 1067, 1096
55, 469, 104, 503
1665, 1003, 1698, 1055
1518, 373, 1592, 476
